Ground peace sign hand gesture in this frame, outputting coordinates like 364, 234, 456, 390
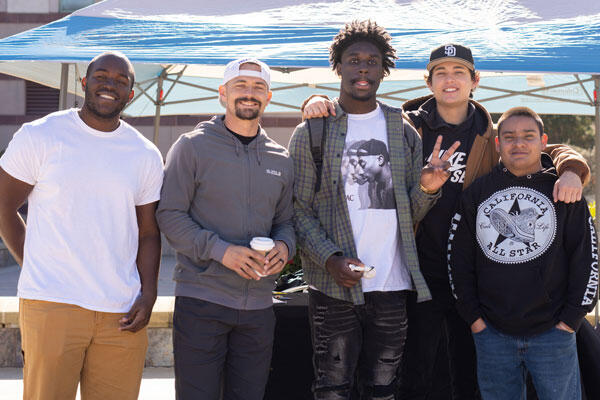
420, 135, 461, 193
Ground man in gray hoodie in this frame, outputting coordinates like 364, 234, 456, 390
156, 58, 295, 400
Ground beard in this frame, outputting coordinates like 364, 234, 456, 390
82, 85, 128, 120
234, 97, 262, 120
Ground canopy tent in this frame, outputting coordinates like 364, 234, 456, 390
0, 0, 597, 148
0, 5, 598, 141
0, 0, 598, 118
1, 0, 599, 72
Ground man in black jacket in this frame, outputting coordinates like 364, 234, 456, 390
448, 107, 598, 400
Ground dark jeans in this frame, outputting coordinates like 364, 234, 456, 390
400, 277, 480, 400
308, 289, 408, 400
173, 296, 275, 400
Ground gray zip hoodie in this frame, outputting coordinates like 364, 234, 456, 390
156, 116, 295, 310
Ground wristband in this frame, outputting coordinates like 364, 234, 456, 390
420, 184, 439, 195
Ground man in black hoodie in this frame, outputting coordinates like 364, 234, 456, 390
448, 107, 597, 400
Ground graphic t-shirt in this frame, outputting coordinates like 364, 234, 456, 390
0, 109, 164, 313
475, 186, 556, 264
343, 105, 412, 292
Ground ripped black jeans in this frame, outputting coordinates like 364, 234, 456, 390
308, 289, 408, 400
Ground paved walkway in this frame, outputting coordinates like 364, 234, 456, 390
0, 368, 175, 399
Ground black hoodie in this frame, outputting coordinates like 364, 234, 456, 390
404, 96, 489, 281
448, 160, 598, 335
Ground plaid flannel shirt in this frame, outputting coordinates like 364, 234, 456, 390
289, 100, 438, 304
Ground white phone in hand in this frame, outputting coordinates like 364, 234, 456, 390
349, 264, 376, 279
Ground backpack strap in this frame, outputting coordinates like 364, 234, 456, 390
307, 117, 326, 193
401, 112, 417, 149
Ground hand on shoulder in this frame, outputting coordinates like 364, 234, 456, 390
303, 95, 335, 119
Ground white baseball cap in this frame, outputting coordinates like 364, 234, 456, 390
222, 58, 271, 88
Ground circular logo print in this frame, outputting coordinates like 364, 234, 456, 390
476, 187, 556, 264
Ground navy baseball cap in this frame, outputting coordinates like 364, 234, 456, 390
427, 44, 474, 71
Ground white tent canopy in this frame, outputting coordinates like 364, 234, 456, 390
0, 0, 598, 117
2, 0, 599, 72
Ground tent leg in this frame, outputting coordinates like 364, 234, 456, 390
58, 63, 69, 110
153, 73, 165, 146
594, 75, 599, 327
594, 75, 600, 327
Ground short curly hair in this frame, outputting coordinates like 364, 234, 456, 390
330, 20, 396, 76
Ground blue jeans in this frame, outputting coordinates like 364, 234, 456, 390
308, 289, 408, 400
473, 322, 580, 400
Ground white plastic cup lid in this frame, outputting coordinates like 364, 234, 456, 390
250, 237, 274, 252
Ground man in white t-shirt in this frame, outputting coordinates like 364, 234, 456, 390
0, 52, 164, 400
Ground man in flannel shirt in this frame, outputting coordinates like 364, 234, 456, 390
289, 20, 457, 400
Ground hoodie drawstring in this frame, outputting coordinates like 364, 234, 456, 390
233, 135, 240, 157
256, 139, 262, 165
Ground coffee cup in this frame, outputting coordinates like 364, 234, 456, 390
250, 237, 275, 277
250, 237, 275, 255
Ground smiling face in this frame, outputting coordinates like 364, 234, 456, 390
337, 41, 384, 112
219, 63, 272, 121
81, 54, 134, 120
495, 115, 548, 177
427, 61, 478, 107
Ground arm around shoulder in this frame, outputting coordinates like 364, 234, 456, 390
544, 143, 590, 186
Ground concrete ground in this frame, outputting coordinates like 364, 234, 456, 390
0, 367, 175, 399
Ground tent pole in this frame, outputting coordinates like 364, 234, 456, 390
594, 75, 599, 327
153, 71, 165, 145
58, 63, 69, 110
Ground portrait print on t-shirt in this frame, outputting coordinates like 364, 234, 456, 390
342, 138, 395, 210
341, 105, 412, 292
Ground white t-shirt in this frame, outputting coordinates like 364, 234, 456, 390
343, 105, 412, 292
0, 109, 164, 313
